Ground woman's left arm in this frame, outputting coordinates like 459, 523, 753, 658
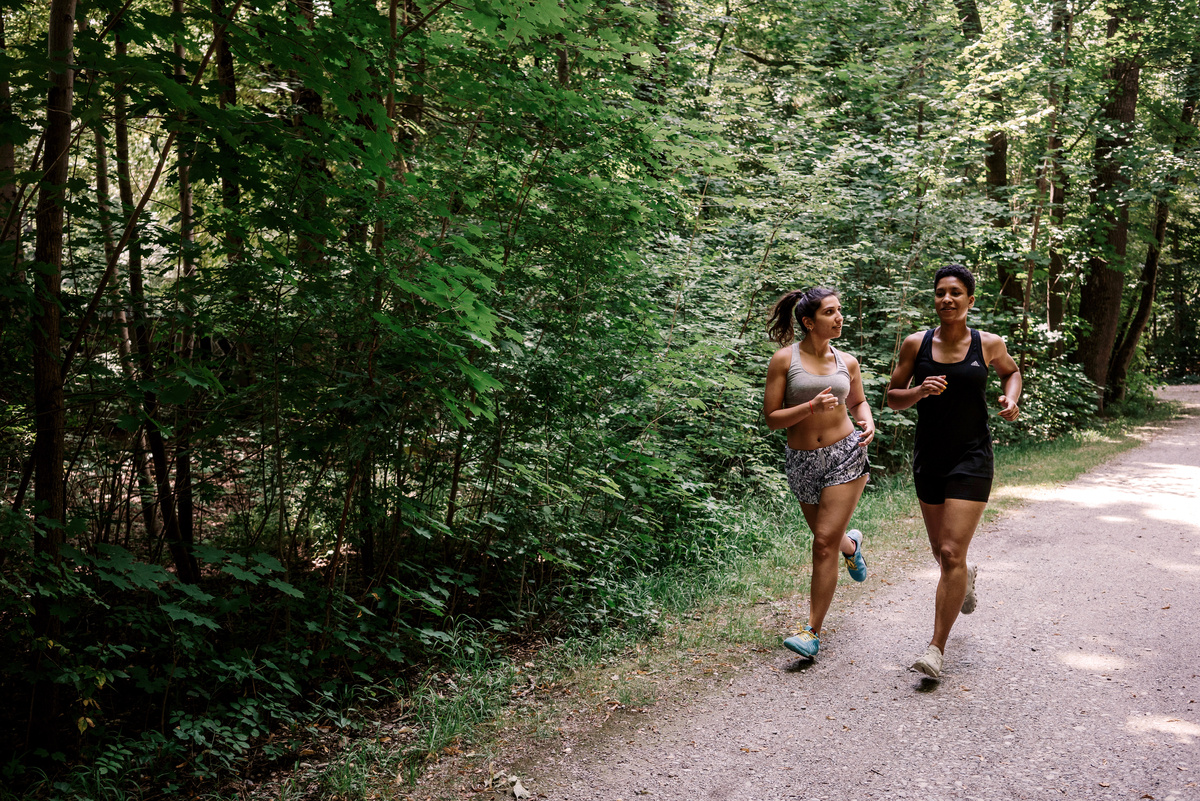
983, 332, 1022, 421
845, 355, 876, 446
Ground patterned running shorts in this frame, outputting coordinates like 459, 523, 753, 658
784, 430, 870, 505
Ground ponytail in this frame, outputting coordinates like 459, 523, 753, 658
767, 287, 839, 346
767, 290, 804, 345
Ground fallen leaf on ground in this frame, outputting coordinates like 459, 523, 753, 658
512, 779, 532, 799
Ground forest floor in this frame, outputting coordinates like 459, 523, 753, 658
407, 386, 1200, 801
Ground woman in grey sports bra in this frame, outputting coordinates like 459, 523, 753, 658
763, 287, 876, 660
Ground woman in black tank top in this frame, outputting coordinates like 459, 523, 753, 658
886, 265, 1022, 679
911, 328, 993, 482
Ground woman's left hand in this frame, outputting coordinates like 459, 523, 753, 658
998, 394, 1019, 421
855, 418, 875, 446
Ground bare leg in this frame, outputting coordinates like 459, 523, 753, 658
919, 498, 987, 651
800, 475, 868, 633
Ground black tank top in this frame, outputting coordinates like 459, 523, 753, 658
912, 328, 993, 478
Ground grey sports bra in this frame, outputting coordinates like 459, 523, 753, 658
784, 343, 851, 408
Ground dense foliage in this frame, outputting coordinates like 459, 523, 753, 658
1, 0, 1197, 793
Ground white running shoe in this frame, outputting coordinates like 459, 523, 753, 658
912, 644, 943, 678
961, 564, 978, 615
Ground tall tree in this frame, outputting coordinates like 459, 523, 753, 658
0, 12, 15, 266
1107, 49, 1200, 401
953, 0, 1020, 305
292, 0, 327, 266
172, 0, 200, 578
113, 32, 198, 584
1076, 3, 1142, 405
1046, 0, 1071, 334
212, 0, 241, 257
90, 45, 161, 548
30, 0, 78, 630
0, 9, 23, 372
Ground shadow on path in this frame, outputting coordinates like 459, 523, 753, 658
532, 387, 1200, 801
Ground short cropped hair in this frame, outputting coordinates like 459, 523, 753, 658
934, 263, 975, 296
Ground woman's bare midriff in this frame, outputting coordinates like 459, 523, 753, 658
786, 410, 855, 451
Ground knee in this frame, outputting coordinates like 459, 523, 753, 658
937, 542, 967, 570
812, 534, 840, 561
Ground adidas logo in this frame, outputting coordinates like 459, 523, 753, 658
970, 360, 981, 366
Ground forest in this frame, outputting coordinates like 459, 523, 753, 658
1, 0, 1198, 794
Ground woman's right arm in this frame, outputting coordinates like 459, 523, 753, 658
764, 348, 818, 430
886, 334, 945, 410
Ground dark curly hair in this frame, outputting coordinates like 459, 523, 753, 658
934, 264, 975, 296
767, 287, 839, 346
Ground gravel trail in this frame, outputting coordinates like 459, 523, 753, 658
533, 387, 1200, 801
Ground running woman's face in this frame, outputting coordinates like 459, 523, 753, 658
804, 295, 844, 340
934, 277, 974, 322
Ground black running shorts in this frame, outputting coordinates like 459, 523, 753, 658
913, 472, 992, 505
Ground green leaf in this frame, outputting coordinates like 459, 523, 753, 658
267, 578, 304, 598
160, 603, 220, 630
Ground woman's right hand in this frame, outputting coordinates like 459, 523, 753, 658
919, 375, 947, 398
810, 386, 838, 414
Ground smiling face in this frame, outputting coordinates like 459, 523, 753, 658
802, 294, 844, 340
934, 276, 974, 323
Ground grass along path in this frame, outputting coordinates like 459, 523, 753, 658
245, 400, 1186, 801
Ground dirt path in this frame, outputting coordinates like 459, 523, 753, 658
529, 387, 1200, 801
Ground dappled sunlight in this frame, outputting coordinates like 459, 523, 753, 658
1132, 462, 1200, 475
1057, 651, 1128, 672
989, 485, 1064, 502
1145, 507, 1200, 527
994, 471, 1200, 540
1126, 715, 1200, 744
1042, 485, 1129, 509
1146, 559, 1200, 577
1124, 463, 1200, 498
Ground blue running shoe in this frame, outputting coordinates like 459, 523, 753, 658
843, 529, 867, 582
783, 625, 820, 658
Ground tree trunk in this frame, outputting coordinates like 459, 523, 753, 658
26, 0, 77, 750
212, 0, 241, 252
1106, 49, 1200, 402
0, 12, 18, 269
702, 0, 731, 98
293, 0, 327, 266
397, 0, 425, 164
953, 0, 1020, 305
211, 0, 254, 385
114, 34, 196, 582
1076, 6, 1141, 408
211, 0, 245, 299
111, 36, 160, 543
556, 33, 569, 87
1046, 0, 1071, 334
1172, 224, 1183, 344
94, 120, 160, 544
1105, 201, 1165, 403
1, 10, 25, 374
173, 0, 198, 563
30, 0, 77, 632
